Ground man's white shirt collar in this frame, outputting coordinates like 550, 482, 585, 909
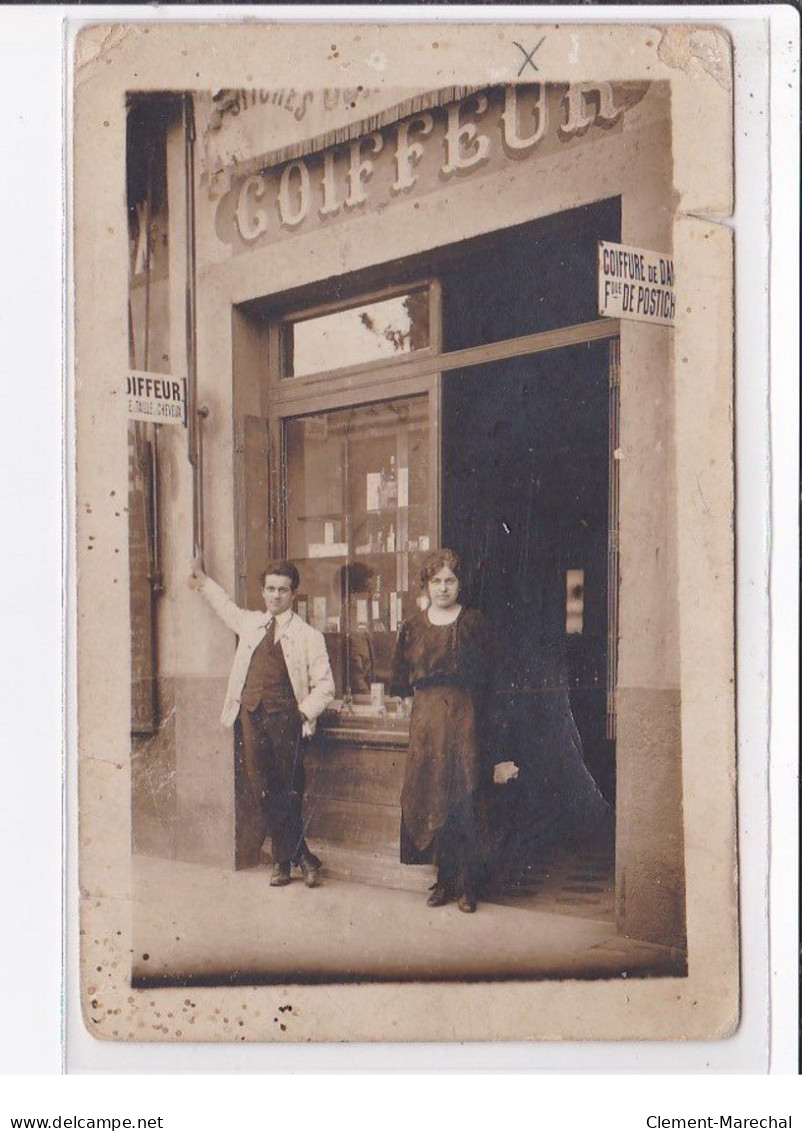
265, 608, 294, 631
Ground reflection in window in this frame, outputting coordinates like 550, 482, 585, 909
565, 569, 585, 634
283, 289, 430, 378
285, 396, 430, 701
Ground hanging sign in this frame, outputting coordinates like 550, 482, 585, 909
126, 371, 187, 424
598, 241, 676, 325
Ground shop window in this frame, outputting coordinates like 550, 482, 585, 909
282, 288, 430, 379
284, 395, 431, 701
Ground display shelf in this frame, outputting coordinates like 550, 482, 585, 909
295, 503, 427, 519
294, 550, 430, 565
319, 701, 410, 747
285, 391, 430, 697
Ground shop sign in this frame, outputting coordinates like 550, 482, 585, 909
598, 241, 676, 326
218, 83, 648, 253
126, 371, 187, 424
200, 86, 408, 178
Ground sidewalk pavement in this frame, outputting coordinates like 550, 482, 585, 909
131, 853, 685, 986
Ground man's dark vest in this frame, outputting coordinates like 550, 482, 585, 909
240, 622, 297, 713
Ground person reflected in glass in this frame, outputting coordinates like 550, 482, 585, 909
390, 549, 517, 913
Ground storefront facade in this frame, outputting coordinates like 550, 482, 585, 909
128, 81, 685, 949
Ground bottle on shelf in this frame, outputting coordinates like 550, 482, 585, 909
372, 574, 384, 629
385, 456, 398, 508
387, 523, 396, 553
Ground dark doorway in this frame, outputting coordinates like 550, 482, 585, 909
442, 339, 615, 871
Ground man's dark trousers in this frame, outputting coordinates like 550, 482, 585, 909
240, 703, 312, 865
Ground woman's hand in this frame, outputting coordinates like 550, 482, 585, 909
493, 761, 519, 785
188, 552, 207, 590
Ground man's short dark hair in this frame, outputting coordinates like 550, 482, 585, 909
261, 561, 301, 591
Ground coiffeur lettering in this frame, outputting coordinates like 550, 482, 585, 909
126, 375, 183, 403
235, 83, 625, 242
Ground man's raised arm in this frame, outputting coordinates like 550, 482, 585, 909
188, 553, 247, 635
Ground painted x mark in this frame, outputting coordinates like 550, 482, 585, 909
512, 37, 546, 76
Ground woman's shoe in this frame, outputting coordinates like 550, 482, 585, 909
426, 885, 451, 907
457, 893, 477, 913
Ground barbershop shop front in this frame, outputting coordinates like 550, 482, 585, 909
127, 82, 685, 948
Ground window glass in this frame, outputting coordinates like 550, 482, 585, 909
441, 199, 621, 350
284, 289, 429, 378
285, 395, 430, 703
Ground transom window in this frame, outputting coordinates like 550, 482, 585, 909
281, 287, 431, 379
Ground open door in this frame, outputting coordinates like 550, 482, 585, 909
442, 337, 617, 873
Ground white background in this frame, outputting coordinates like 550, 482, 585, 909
0, 0, 798, 1116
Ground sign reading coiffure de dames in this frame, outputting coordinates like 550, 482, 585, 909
215, 83, 649, 254
598, 240, 676, 326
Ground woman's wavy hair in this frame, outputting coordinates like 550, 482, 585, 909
419, 548, 462, 589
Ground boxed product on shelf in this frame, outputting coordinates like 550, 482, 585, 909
311, 595, 327, 630
308, 542, 348, 558
366, 472, 382, 512
398, 466, 409, 507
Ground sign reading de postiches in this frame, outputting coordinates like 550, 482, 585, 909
126, 371, 186, 425
598, 241, 676, 326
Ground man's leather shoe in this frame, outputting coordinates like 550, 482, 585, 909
457, 893, 477, 913
270, 862, 292, 887
297, 855, 322, 888
426, 885, 451, 908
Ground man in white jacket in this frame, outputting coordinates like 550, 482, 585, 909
189, 554, 335, 888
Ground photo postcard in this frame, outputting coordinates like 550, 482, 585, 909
72, 19, 737, 1043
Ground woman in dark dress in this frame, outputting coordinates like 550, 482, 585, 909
390, 549, 496, 913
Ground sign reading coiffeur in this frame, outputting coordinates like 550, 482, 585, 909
598, 241, 676, 326
126, 372, 187, 424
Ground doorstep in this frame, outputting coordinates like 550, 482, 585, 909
262, 840, 435, 893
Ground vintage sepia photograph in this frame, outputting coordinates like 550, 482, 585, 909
74, 21, 737, 1042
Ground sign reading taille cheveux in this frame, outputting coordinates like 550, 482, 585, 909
598, 240, 676, 326
126, 371, 186, 424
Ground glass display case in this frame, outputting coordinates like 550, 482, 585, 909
284, 394, 432, 704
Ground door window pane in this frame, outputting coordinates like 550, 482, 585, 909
283, 289, 430, 378
565, 569, 585, 634
285, 395, 430, 702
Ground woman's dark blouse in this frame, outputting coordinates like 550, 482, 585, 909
389, 607, 493, 700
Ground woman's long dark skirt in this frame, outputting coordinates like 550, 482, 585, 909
400, 684, 490, 895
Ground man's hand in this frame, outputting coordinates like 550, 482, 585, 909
298, 709, 313, 739
493, 761, 520, 785
188, 552, 207, 590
